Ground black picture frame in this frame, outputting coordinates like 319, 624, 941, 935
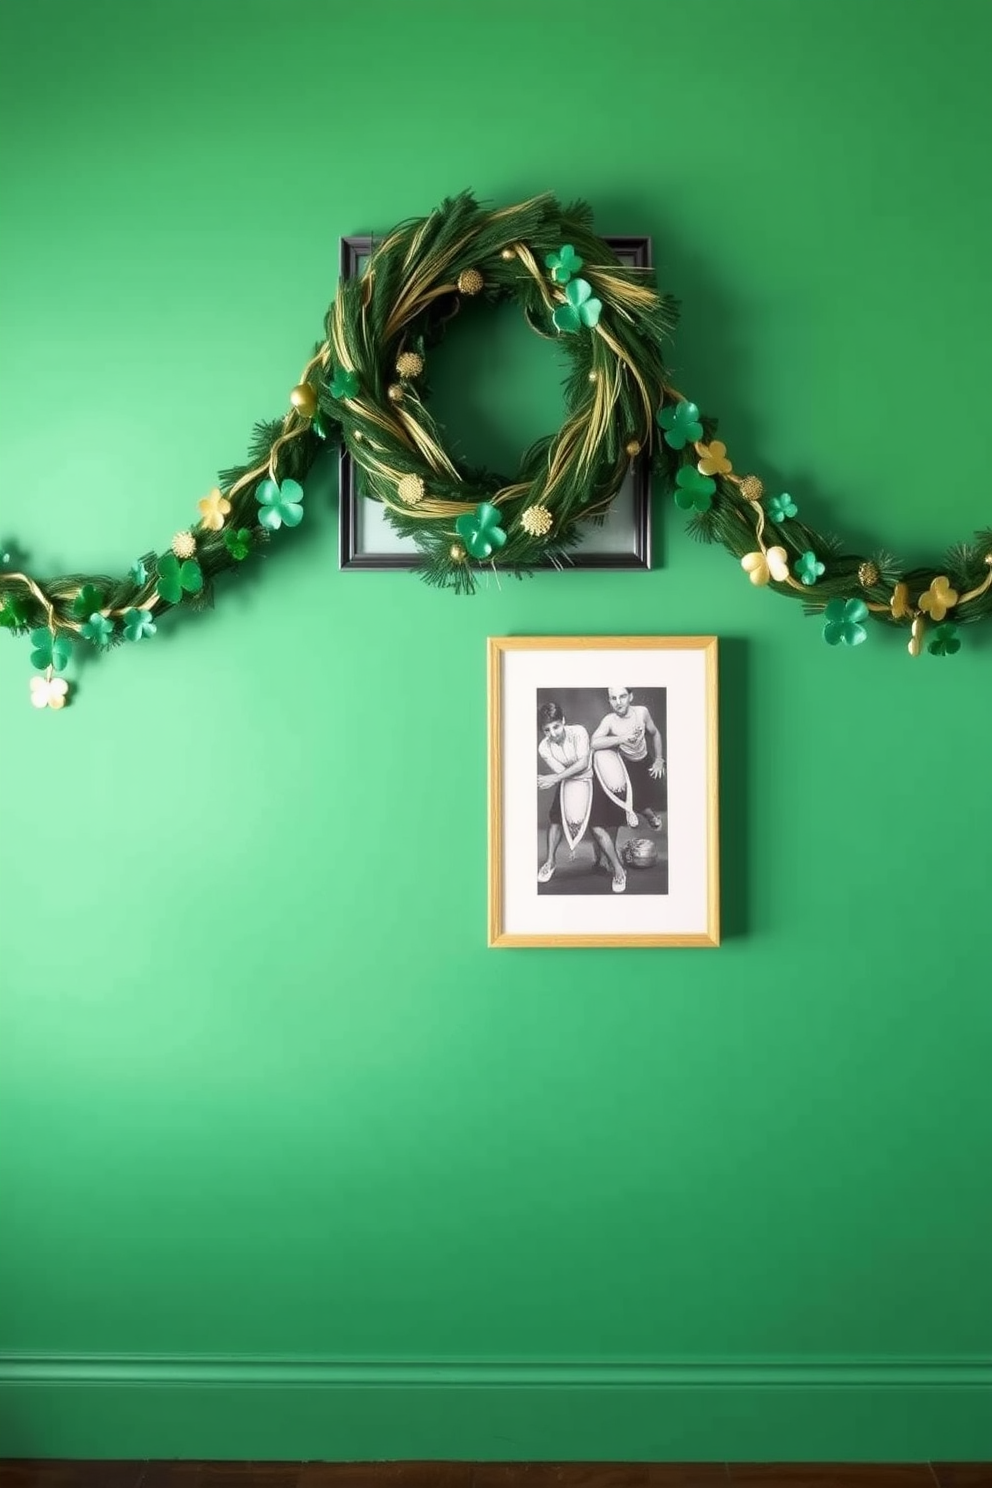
337, 234, 654, 572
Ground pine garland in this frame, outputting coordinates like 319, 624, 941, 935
2, 190, 990, 708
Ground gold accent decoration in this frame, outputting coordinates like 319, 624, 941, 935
741, 546, 789, 586
594, 317, 653, 438
290, 383, 317, 419
457, 268, 484, 296
198, 488, 231, 532
908, 616, 926, 658
172, 531, 196, 560
520, 505, 553, 538
625, 439, 641, 458
396, 351, 424, 379
30, 675, 69, 710
890, 582, 912, 620
588, 370, 599, 383
201, 341, 328, 506
500, 248, 514, 261
387, 382, 405, 403
918, 575, 958, 622
696, 440, 733, 477
398, 473, 425, 506
740, 475, 764, 503
858, 561, 880, 589
449, 543, 467, 562
958, 553, 992, 605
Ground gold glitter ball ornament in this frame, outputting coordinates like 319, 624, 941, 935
396, 351, 424, 379
520, 504, 553, 538
500, 248, 514, 261
450, 543, 467, 562
625, 439, 641, 458
740, 474, 764, 503
398, 473, 425, 506
290, 382, 317, 419
858, 560, 880, 589
458, 268, 484, 296
172, 530, 196, 559
387, 382, 405, 403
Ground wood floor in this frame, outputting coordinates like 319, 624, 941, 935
0, 1465, 989, 1488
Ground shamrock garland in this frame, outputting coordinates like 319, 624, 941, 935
2, 189, 990, 711
654, 394, 992, 658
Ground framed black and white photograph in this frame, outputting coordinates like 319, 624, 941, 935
338, 235, 654, 571
488, 637, 719, 948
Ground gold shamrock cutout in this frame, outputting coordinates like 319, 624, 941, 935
30, 675, 69, 710
741, 546, 789, 586
696, 440, 733, 477
198, 488, 232, 532
908, 616, 926, 658
918, 575, 959, 623
890, 582, 912, 620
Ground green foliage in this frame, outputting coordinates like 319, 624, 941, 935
1, 191, 990, 663
0, 595, 29, 630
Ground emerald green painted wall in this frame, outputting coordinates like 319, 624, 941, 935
1, 0, 990, 1460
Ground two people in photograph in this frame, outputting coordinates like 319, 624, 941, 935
537, 687, 666, 894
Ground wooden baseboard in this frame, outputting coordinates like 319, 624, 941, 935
0, 1461, 990, 1488
1, 1356, 989, 1461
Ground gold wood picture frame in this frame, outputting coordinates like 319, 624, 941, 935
488, 637, 720, 948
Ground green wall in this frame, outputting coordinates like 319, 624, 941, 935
1, 0, 990, 1461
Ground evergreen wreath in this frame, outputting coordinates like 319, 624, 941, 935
327, 194, 672, 589
3, 190, 991, 709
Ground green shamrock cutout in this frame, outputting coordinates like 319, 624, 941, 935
767, 492, 798, 522
0, 595, 28, 630
552, 278, 602, 333
674, 466, 716, 512
123, 608, 156, 642
257, 477, 304, 531
224, 528, 253, 561
795, 550, 825, 586
71, 584, 105, 620
545, 244, 584, 284
330, 366, 359, 400
657, 400, 703, 450
29, 627, 73, 672
129, 559, 148, 586
80, 612, 114, 647
156, 552, 203, 605
928, 622, 961, 656
454, 502, 507, 560
823, 597, 869, 647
